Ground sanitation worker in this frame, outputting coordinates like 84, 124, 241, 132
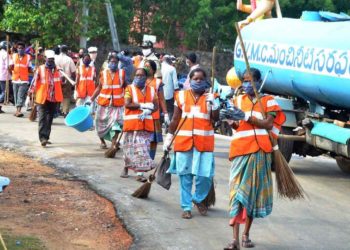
165, 68, 219, 219
221, 68, 285, 249
28, 50, 63, 147
75, 53, 96, 106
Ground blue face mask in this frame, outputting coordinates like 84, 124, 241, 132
83, 60, 91, 67
45, 61, 55, 69
133, 76, 147, 88
108, 62, 118, 72
242, 81, 262, 95
190, 79, 211, 93
18, 49, 25, 56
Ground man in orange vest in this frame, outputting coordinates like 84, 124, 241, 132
28, 50, 63, 147
220, 68, 285, 249
164, 68, 219, 219
9, 41, 32, 117
75, 53, 96, 106
91, 55, 125, 152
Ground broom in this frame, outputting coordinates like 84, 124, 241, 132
235, 22, 305, 200
29, 41, 39, 122
132, 117, 188, 199
105, 131, 124, 158
201, 46, 218, 208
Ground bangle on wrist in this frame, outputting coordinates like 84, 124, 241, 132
247, 17, 254, 23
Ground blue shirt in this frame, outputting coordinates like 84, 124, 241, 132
117, 54, 134, 85
161, 62, 178, 100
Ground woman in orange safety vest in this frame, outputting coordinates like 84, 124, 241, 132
221, 68, 285, 249
75, 53, 96, 106
120, 67, 159, 182
165, 68, 219, 219
91, 55, 125, 151
144, 60, 170, 161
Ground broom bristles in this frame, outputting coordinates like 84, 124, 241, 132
132, 181, 152, 199
29, 105, 37, 122
104, 146, 119, 158
273, 149, 305, 200
202, 180, 216, 208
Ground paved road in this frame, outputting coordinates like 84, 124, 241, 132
1, 105, 350, 250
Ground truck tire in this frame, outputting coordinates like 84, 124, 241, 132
277, 127, 294, 163
335, 156, 350, 174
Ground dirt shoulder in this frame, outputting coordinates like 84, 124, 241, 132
0, 149, 132, 250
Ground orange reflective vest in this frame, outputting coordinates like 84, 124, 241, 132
97, 69, 125, 107
123, 84, 156, 132
174, 90, 214, 152
229, 94, 286, 160
12, 53, 31, 82
147, 77, 162, 120
76, 64, 95, 98
35, 65, 63, 104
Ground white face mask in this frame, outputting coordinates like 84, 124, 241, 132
142, 49, 152, 57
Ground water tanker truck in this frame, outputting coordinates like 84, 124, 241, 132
234, 12, 350, 173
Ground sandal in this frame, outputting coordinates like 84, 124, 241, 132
136, 175, 147, 183
100, 143, 107, 149
120, 167, 129, 178
224, 239, 240, 250
193, 201, 208, 216
181, 211, 192, 219
242, 235, 255, 248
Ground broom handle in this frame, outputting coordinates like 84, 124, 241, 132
234, 22, 266, 119
211, 46, 216, 94
275, 0, 282, 18
235, 22, 279, 146
153, 116, 188, 176
5, 34, 10, 104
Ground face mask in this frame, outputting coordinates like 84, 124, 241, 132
133, 76, 147, 89
45, 61, 55, 69
242, 81, 261, 95
108, 62, 118, 72
142, 49, 151, 57
79, 53, 84, 58
18, 49, 25, 56
190, 79, 211, 93
83, 60, 91, 67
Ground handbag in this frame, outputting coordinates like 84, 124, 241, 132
156, 153, 172, 190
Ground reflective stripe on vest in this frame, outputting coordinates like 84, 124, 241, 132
12, 54, 30, 81
97, 69, 124, 107
229, 94, 272, 159
174, 90, 214, 152
123, 84, 155, 132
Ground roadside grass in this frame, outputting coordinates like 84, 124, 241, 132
0, 229, 46, 250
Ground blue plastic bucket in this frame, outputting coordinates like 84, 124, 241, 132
65, 106, 93, 132
301, 11, 322, 21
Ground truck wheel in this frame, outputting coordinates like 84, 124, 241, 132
277, 127, 294, 163
335, 156, 350, 174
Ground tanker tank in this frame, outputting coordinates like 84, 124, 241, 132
234, 18, 350, 111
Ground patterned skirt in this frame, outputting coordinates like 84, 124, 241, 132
123, 131, 155, 172
95, 105, 123, 140
229, 150, 273, 225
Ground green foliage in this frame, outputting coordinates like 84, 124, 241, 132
0, 0, 350, 50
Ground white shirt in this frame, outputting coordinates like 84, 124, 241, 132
161, 62, 178, 100
55, 53, 76, 78
0, 49, 11, 81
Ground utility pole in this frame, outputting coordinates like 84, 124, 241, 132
79, 0, 89, 48
105, 0, 120, 51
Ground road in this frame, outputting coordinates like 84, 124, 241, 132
1, 105, 350, 250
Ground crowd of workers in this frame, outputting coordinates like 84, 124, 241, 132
0, 1, 285, 249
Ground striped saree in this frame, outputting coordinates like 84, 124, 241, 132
229, 150, 273, 225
